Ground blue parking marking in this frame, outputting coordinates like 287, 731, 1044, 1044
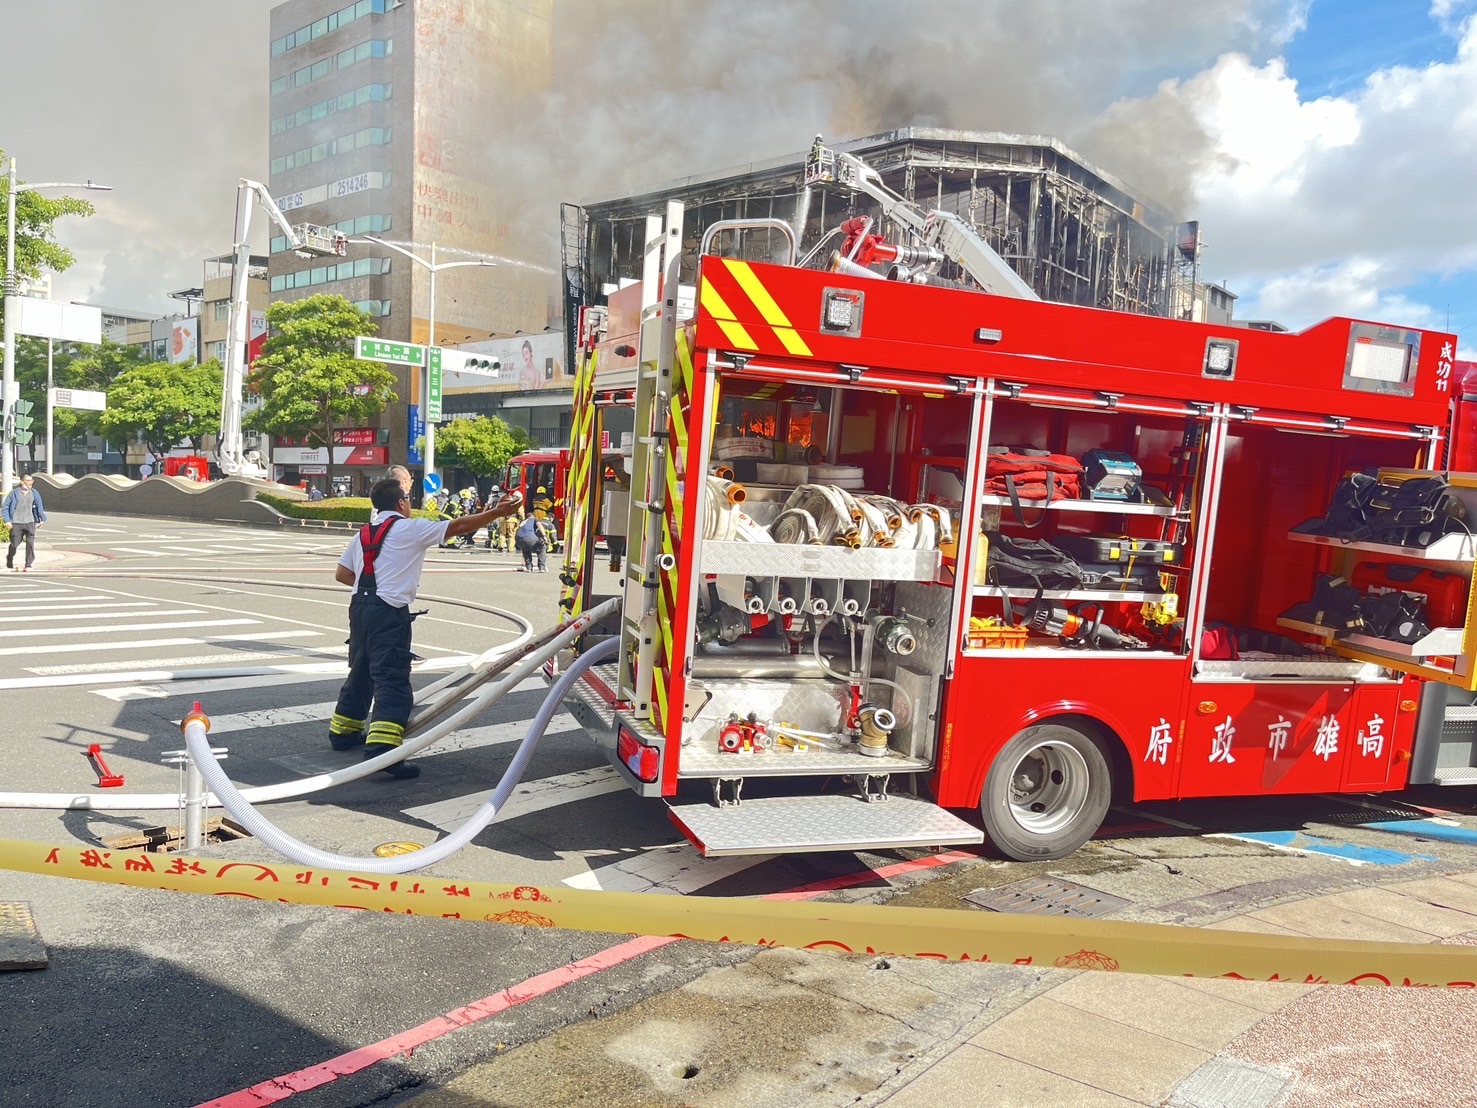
1359, 819, 1477, 846
1220, 830, 1436, 866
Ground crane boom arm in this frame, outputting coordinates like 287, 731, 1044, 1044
219, 179, 344, 479
803, 137, 1039, 301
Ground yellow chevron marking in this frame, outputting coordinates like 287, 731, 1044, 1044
699, 281, 758, 350
727, 261, 813, 357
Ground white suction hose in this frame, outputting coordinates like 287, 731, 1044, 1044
181, 637, 619, 873
0, 598, 619, 811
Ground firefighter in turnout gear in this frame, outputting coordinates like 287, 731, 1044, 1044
330, 478, 521, 777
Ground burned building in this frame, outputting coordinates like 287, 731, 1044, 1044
562, 128, 1196, 346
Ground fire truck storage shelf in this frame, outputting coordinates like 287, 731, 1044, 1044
1276, 615, 1466, 659
978, 494, 1179, 518
1287, 522, 1477, 562
701, 540, 939, 582
972, 585, 1173, 603
668, 794, 984, 856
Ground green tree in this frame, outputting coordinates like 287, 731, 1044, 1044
245, 294, 396, 491
17, 338, 143, 462
0, 146, 96, 332
99, 359, 223, 458
432, 415, 531, 479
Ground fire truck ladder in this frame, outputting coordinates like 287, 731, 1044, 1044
617, 201, 685, 720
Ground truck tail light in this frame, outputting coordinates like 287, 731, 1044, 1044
617, 725, 660, 782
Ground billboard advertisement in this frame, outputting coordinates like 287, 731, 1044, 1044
170, 317, 199, 365
248, 310, 268, 367
441, 332, 566, 395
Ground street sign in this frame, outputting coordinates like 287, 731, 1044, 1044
426, 346, 443, 423
423, 473, 443, 495
355, 337, 426, 366
50, 388, 106, 411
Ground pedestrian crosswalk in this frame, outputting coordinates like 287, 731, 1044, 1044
0, 579, 347, 685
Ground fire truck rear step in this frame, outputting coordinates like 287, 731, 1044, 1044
676, 747, 931, 779
668, 793, 984, 856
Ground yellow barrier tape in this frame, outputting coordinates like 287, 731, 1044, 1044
6, 838, 1477, 986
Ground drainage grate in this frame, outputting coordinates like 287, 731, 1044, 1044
964, 877, 1129, 918
101, 818, 251, 854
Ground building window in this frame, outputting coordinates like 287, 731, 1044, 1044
271, 123, 392, 175
213, 341, 227, 361
271, 213, 392, 255
270, 255, 390, 293
271, 37, 392, 97
271, 0, 387, 59
213, 301, 230, 322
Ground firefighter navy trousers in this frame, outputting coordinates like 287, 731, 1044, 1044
335, 589, 414, 743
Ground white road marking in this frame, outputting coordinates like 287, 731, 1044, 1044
402, 766, 626, 831
28, 647, 346, 675
0, 601, 157, 613
0, 608, 204, 623
0, 629, 320, 660
0, 617, 257, 639
107, 547, 170, 557
94, 653, 490, 702
562, 844, 775, 895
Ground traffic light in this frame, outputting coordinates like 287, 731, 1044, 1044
448, 353, 502, 377
10, 399, 33, 446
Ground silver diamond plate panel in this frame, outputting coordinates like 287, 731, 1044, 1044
894, 582, 955, 677
692, 677, 846, 735
678, 741, 928, 778
679, 677, 928, 776
701, 540, 940, 581
668, 793, 983, 855
1195, 657, 1387, 680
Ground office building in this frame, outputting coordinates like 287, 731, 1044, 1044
266, 0, 554, 477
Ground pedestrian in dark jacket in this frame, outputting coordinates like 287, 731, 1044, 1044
3, 474, 47, 572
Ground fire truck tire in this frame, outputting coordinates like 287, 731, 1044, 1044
980, 723, 1112, 861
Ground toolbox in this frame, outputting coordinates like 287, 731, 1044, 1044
1056, 534, 1183, 566
1350, 561, 1469, 628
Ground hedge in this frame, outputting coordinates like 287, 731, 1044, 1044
254, 492, 443, 524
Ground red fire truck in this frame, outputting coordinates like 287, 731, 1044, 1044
554, 198, 1471, 862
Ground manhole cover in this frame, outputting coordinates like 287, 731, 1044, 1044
0, 903, 48, 972
964, 877, 1128, 918
374, 841, 424, 857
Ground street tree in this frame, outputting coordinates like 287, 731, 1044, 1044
16, 338, 143, 465
99, 358, 223, 458
0, 145, 96, 333
245, 294, 396, 491
431, 415, 530, 482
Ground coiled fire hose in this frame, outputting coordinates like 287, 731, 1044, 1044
181, 637, 619, 873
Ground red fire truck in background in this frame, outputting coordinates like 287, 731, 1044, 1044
553, 153, 1474, 863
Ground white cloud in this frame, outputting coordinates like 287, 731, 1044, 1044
1093, 16, 1477, 332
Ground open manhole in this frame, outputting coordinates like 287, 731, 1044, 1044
101, 818, 251, 854
964, 877, 1128, 918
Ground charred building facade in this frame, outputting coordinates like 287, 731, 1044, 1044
563, 128, 1197, 349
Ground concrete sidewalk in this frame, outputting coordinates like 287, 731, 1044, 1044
403, 873, 1477, 1108
875, 874, 1477, 1108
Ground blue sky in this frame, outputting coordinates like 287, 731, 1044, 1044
1276, 1, 1475, 339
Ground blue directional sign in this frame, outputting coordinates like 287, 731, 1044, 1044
423, 473, 443, 495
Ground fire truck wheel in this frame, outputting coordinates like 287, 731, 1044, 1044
980, 723, 1111, 861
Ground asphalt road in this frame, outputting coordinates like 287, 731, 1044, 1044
3, 513, 1477, 1107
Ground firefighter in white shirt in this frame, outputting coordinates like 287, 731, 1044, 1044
328, 477, 521, 778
